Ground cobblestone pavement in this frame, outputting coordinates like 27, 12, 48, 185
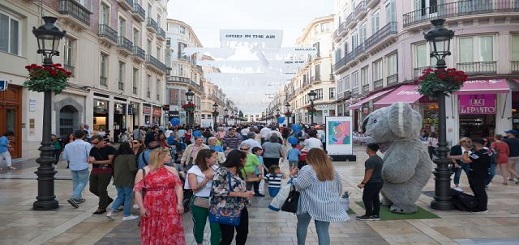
1, 145, 519, 245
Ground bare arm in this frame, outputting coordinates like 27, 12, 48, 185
461, 152, 472, 163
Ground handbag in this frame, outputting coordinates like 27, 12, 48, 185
193, 196, 210, 209
245, 172, 261, 182
209, 174, 242, 226
281, 184, 300, 213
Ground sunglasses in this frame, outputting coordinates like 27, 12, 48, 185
132, 141, 140, 144
240, 148, 249, 151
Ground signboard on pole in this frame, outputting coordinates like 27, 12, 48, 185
325, 116, 356, 161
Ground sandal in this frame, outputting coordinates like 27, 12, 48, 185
7, 166, 16, 170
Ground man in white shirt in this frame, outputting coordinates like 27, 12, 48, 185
302, 130, 323, 150
240, 126, 250, 140
62, 130, 92, 208
241, 132, 262, 150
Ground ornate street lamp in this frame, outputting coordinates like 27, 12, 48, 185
32, 16, 66, 210
275, 108, 280, 118
265, 108, 269, 125
212, 102, 219, 130
185, 89, 195, 129
308, 90, 317, 125
224, 108, 229, 126
425, 19, 455, 211
285, 102, 292, 125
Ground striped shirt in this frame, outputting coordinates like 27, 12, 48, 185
292, 165, 349, 222
265, 173, 284, 188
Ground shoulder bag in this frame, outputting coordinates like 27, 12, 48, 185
208, 174, 242, 226
281, 184, 300, 213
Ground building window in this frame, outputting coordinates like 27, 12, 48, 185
386, 52, 398, 76
386, 0, 396, 23
147, 39, 152, 55
359, 22, 367, 44
361, 66, 369, 85
329, 88, 335, 99
118, 16, 126, 36
179, 26, 186, 34
372, 59, 383, 81
458, 36, 494, 62
133, 28, 140, 46
63, 38, 76, 74
352, 71, 359, 88
100, 2, 110, 25
313, 42, 320, 57
320, 22, 329, 32
100, 53, 108, 86
118, 61, 125, 91
314, 25, 319, 34
178, 42, 187, 59
371, 10, 380, 34
132, 68, 139, 95
351, 31, 358, 48
512, 35, 519, 61
416, 0, 438, 16
344, 75, 350, 90
146, 75, 151, 98
156, 79, 160, 101
0, 12, 20, 55
315, 88, 324, 100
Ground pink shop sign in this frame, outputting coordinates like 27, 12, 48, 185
459, 94, 496, 114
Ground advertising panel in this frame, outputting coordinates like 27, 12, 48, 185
325, 116, 353, 156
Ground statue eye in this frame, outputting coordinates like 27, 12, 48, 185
373, 119, 377, 123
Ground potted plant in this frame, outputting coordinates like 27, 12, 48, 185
417, 67, 468, 98
284, 111, 292, 117
23, 63, 71, 94
182, 102, 196, 112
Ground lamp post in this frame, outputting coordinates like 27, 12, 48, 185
265, 109, 269, 125
185, 89, 194, 129
212, 103, 219, 130
425, 19, 455, 211
32, 16, 66, 210
224, 108, 228, 126
308, 90, 317, 125
285, 102, 291, 125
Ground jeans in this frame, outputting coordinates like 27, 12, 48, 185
453, 162, 470, 185
0, 151, 12, 167
486, 163, 496, 185
89, 173, 113, 209
297, 212, 330, 245
219, 207, 248, 245
111, 186, 133, 216
71, 168, 90, 200
190, 197, 221, 245
362, 182, 383, 216
469, 173, 488, 211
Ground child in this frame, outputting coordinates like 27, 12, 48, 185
287, 144, 301, 169
265, 165, 285, 197
252, 147, 268, 195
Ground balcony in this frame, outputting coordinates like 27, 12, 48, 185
157, 27, 166, 41
512, 61, 519, 74
98, 24, 118, 45
456, 61, 497, 75
59, 0, 92, 29
413, 66, 434, 78
168, 76, 191, 84
116, 0, 133, 11
146, 55, 167, 73
403, 0, 519, 28
345, 13, 356, 29
366, 0, 381, 8
364, 22, 398, 52
132, 3, 145, 22
387, 73, 398, 86
117, 36, 133, 55
362, 84, 370, 94
373, 79, 383, 90
355, 1, 368, 19
352, 87, 359, 95
132, 45, 145, 61
146, 17, 158, 33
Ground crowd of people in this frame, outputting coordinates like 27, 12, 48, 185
38, 120, 519, 244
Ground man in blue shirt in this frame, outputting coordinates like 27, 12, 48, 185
0, 131, 15, 170
62, 130, 92, 208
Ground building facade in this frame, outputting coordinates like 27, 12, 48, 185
333, 0, 519, 144
1, 0, 168, 158
283, 15, 336, 125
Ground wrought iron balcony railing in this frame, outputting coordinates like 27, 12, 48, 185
59, 0, 91, 26
98, 24, 118, 44
132, 45, 145, 60
118, 36, 133, 53
512, 61, 519, 74
456, 61, 497, 75
132, 3, 145, 22
146, 55, 167, 72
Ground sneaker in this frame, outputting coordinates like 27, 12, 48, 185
106, 211, 114, 220
75, 198, 85, 204
67, 199, 79, 208
254, 193, 265, 197
356, 215, 372, 221
122, 215, 139, 221
133, 204, 139, 209
471, 210, 489, 214
369, 215, 381, 221
453, 187, 463, 192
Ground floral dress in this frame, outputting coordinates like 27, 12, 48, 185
134, 167, 185, 245
210, 167, 250, 211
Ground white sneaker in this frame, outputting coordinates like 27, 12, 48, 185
133, 204, 139, 209
454, 187, 463, 192
106, 211, 114, 220
122, 215, 139, 221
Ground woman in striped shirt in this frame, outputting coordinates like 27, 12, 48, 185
290, 148, 349, 245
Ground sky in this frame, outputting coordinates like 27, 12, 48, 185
167, 0, 334, 114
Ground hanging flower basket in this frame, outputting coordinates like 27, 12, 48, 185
308, 107, 317, 115
23, 63, 71, 94
182, 102, 196, 112
417, 68, 468, 98
284, 111, 292, 117
275, 114, 281, 118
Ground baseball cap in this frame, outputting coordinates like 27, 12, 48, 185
504, 129, 518, 135
471, 138, 486, 145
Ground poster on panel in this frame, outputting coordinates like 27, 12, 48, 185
325, 116, 353, 156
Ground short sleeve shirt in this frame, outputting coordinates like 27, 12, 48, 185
365, 155, 384, 183
468, 149, 490, 178
89, 145, 117, 174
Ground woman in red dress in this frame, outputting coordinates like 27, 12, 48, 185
134, 148, 185, 244
491, 134, 510, 185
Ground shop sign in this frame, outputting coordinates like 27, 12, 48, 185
143, 105, 151, 115
153, 107, 161, 116
459, 94, 496, 114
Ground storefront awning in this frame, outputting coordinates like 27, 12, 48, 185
374, 84, 423, 107
347, 89, 395, 110
455, 79, 509, 94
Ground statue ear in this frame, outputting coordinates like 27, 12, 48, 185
388, 103, 418, 138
